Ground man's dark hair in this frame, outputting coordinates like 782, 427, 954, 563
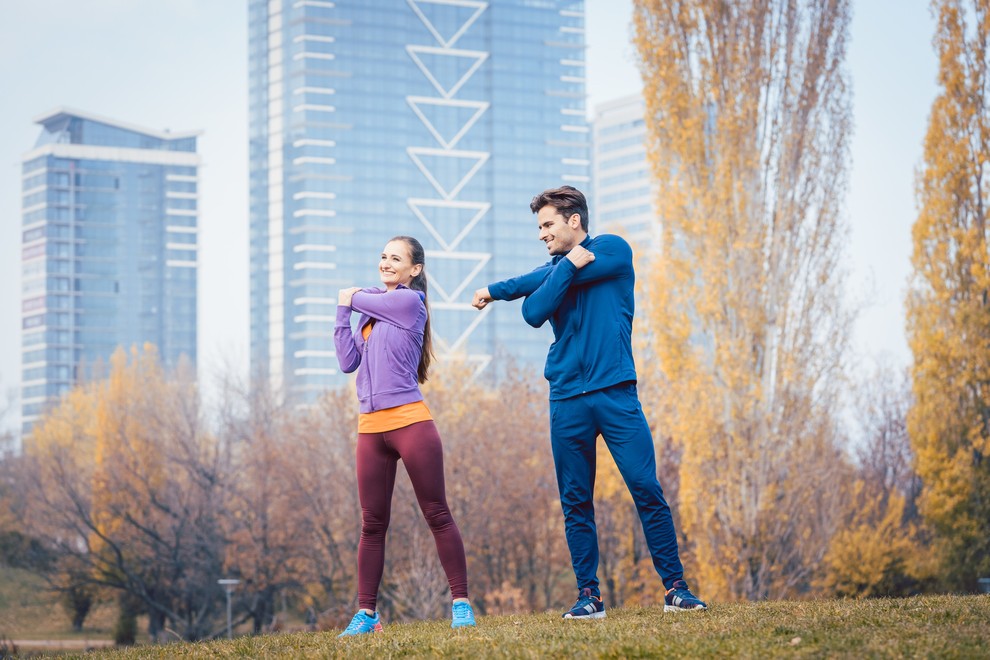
530, 185, 589, 232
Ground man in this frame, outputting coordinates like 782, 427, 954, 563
472, 186, 706, 618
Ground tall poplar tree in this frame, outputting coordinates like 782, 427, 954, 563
907, 0, 990, 591
633, 0, 853, 599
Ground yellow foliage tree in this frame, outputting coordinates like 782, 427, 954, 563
25, 377, 100, 559
907, 0, 990, 591
818, 486, 917, 598
817, 362, 933, 597
25, 344, 228, 641
90, 346, 167, 565
633, 0, 854, 599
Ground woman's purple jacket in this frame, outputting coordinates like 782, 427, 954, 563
333, 284, 427, 413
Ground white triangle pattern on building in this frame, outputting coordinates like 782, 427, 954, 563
406, 45, 489, 100
407, 198, 491, 251
407, 96, 490, 150
407, 147, 490, 200
407, 0, 488, 49
406, 1, 492, 370
425, 250, 491, 304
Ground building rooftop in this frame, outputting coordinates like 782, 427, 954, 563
34, 106, 201, 143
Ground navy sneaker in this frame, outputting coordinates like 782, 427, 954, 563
664, 579, 707, 612
451, 600, 476, 628
338, 610, 383, 637
562, 587, 606, 619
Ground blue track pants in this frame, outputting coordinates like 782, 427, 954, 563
549, 382, 683, 595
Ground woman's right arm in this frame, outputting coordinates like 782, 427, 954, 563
334, 288, 362, 373
349, 288, 424, 329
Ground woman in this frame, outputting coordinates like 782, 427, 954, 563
334, 235, 476, 636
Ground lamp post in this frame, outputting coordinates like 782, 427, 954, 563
217, 579, 240, 639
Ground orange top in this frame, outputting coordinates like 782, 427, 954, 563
357, 320, 433, 434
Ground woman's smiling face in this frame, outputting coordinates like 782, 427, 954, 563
379, 239, 422, 290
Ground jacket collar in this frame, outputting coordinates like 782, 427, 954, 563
553, 234, 594, 263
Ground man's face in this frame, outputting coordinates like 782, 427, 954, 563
537, 206, 582, 255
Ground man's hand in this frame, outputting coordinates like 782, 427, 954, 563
566, 245, 595, 269
472, 287, 492, 310
338, 287, 361, 307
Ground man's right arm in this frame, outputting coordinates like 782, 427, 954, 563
472, 262, 551, 309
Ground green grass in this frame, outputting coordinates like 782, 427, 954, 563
38, 595, 990, 659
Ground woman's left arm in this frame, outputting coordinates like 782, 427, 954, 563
333, 299, 362, 373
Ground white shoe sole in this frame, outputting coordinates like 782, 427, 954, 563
664, 604, 706, 612
563, 611, 607, 620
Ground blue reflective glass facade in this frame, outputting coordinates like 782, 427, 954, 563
20, 110, 200, 435
249, 0, 590, 401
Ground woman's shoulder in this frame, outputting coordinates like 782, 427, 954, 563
394, 285, 426, 301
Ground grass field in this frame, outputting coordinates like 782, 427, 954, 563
16, 594, 984, 659
0, 565, 122, 642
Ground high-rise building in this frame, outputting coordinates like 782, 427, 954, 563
592, 93, 657, 247
249, 0, 590, 401
20, 108, 200, 435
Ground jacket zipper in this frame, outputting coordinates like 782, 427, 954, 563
364, 323, 374, 410
576, 288, 587, 394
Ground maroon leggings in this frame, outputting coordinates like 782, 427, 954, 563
356, 420, 468, 610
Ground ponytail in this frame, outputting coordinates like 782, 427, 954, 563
390, 236, 433, 383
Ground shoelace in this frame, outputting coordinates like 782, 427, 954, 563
452, 602, 472, 621
344, 613, 372, 633
573, 595, 598, 609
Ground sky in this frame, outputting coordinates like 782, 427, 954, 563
0, 1, 937, 433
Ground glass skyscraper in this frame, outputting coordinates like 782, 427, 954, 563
592, 93, 658, 249
20, 108, 200, 434
249, 0, 590, 401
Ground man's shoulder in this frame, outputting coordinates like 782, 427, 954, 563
590, 233, 632, 249
588, 234, 634, 263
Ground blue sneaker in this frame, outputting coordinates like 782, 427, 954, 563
451, 601, 476, 628
562, 588, 606, 619
338, 610, 383, 637
664, 579, 707, 612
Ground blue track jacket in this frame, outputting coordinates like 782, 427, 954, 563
487, 234, 638, 400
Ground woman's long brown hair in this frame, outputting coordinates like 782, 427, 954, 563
390, 235, 433, 383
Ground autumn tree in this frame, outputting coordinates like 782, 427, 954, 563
24, 345, 230, 641
291, 390, 361, 618
219, 378, 318, 633
907, 0, 990, 591
818, 363, 930, 597
18, 350, 584, 633
633, 0, 854, 599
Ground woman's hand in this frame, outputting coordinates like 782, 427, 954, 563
338, 287, 362, 307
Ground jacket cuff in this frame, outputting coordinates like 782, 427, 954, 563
335, 303, 353, 326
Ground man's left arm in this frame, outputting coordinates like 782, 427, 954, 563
519, 245, 597, 327
567, 235, 633, 286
